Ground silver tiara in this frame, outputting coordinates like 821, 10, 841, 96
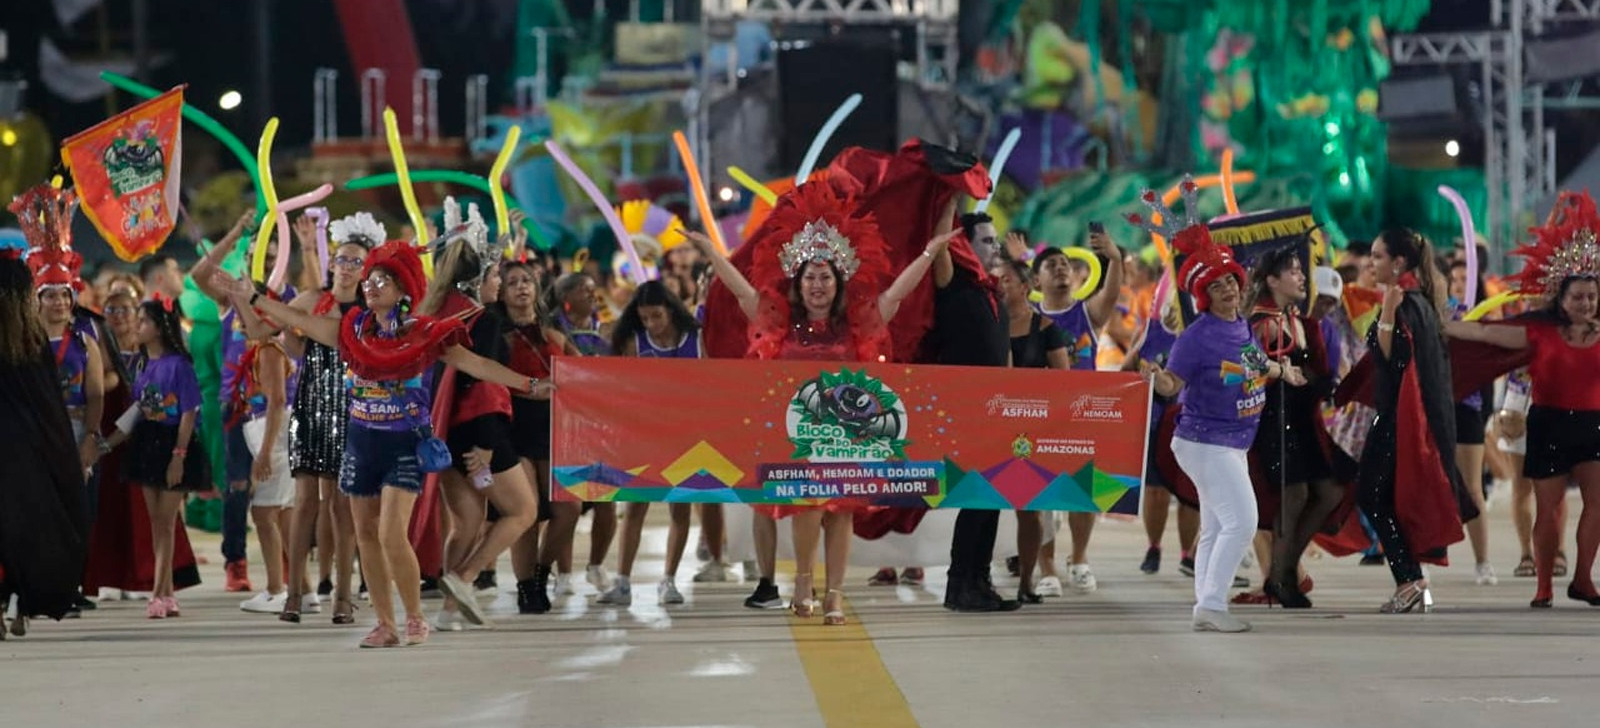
1124, 174, 1201, 240
779, 219, 860, 280
439, 197, 493, 261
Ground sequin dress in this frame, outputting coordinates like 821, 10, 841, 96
290, 297, 355, 477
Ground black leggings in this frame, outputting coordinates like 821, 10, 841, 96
948, 509, 1000, 581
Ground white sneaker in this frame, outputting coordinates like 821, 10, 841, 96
693, 561, 731, 583
1035, 575, 1063, 597
596, 580, 633, 606
433, 608, 466, 632
658, 579, 685, 605
1193, 607, 1252, 633
1069, 564, 1098, 593
302, 594, 323, 614
240, 591, 288, 614
553, 572, 576, 597
585, 565, 610, 591
1475, 563, 1499, 586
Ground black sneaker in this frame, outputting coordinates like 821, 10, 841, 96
1005, 555, 1020, 577
744, 578, 784, 609
420, 576, 442, 599
73, 592, 97, 610
1178, 557, 1196, 577
1140, 547, 1161, 574
316, 578, 334, 597
517, 577, 552, 614
473, 570, 498, 592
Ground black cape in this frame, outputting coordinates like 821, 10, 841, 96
0, 342, 89, 620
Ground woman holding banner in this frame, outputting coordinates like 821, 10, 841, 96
687, 180, 952, 626
1134, 191, 1304, 633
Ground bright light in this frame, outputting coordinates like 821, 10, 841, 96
0, 129, 15, 146
218, 90, 242, 110
1324, 122, 1340, 135
1338, 172, 1351, 186
1445, 140, 1460, 157
717, 186, 736, 202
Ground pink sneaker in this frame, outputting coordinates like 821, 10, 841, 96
145, 598, 168, 619
162, 596, 181, 617
358, 624, 400, 649
403, 615, 430, 646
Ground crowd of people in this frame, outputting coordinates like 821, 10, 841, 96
3, 145, 1599, 645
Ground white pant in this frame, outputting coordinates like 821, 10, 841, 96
1172, 437, 1257, 613
244, 414, 296, 508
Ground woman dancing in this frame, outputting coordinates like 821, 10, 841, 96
1446, 191, 1600, 608
221, 240, 546, 647
1133, 190, 1304, 633
690, 181, 951, 625
1245, 246, 1340, 608
1357, 227, 1473, 613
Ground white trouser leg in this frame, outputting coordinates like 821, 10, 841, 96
1172, 437, 1257, 614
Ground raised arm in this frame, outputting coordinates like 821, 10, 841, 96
215, 269, 339, 347
1445, 319, 1529, 349
190, 211, 255, 305
1084, 230, 1124, 329
684, 230, 760, 320
880, 230, 957, 322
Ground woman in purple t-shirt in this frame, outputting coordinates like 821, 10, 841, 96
1138, 216, 1303, 634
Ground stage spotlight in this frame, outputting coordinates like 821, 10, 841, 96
219, 91, 242, 110
1445, 140, 1460, 157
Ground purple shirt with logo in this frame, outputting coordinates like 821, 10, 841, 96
133, 353, 202, 425
1165, 313, 1268, 450
1036, 302, 1098, 370
344, 369, 429, 432
636, 329, 702, 359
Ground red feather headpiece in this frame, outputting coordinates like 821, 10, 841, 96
1511, 190, 1600, 299
744, 181, 893, 361
8, 184, 84, 294
362, 240, 428, 305
1124, 176, 1244, 311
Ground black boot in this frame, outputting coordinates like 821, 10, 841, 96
947, 568, 1020, 613
942, 567, 966, 609
519, 565, 553, 614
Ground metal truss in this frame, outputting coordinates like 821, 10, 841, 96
702, 0, 958, 23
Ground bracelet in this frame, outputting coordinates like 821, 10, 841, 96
1377, 321, 1395, 332
172, 446, 188, 456
93, 432, 112, 455
526, 376, 539, 394
921, 249, 934, 259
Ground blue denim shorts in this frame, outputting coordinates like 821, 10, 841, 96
225, 422, 254, 483
340, 425, 423, 498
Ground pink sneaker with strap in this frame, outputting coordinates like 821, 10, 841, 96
403, 615, 430, 646
145, 598, 168, 619
358, 624, 400, 648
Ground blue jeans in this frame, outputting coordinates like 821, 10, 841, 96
222, 424, 252, 563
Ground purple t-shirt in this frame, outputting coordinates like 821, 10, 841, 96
50, 330, 92, 408
344, 368, 429, 432
1166, 313, 1269, 450
133, 353, 202, 425
1036, 302, 1098, 370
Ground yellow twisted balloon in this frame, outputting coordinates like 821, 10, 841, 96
727, 166, 777, 205
383, 108, 432, 277
1464, 291, 1524, 321
489, 125, 522, 256
251, 118, 281, 283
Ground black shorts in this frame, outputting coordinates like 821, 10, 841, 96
1455, 403, 1487, 446
510, 398, 551, 461
127, 421, 213, 492
446, 414, 521, 475
1524, 405, 1600, 479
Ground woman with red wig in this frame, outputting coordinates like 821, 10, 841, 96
218, 240, 546, 648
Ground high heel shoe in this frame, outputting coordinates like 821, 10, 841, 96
823, 590, 847, 626
1379, 581, 1430, 614
279, 591, 302, 624
1265, 579, 1312, 609
791, 574, 817, 618
332, 597, 356, 625
1566, 583, 1600, 606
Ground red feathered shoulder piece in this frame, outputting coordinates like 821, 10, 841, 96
339, 307, 469, 382
1511, 190, 1600, 299
743, 182, 893, 361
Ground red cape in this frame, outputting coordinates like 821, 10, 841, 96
1336, 338, 1531, 408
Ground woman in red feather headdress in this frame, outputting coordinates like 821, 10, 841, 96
1447, 190, 1600, 608
687, 181, 954, 626
219, 239, 544, 648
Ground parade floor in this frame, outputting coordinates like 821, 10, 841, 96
4, 496, 1599, 728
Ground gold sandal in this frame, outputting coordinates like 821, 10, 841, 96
823, 589, 847, 626
792, 574, 817, 618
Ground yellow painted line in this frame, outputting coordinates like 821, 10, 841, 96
781, 562, 919, 728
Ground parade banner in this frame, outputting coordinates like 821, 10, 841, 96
551, 358, 1150, 514
1175, 206, 1321, 324
61, 86, 184, 262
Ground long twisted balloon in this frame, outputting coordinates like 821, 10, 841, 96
545, 140, 646, 284
1437, 184, 1478, 307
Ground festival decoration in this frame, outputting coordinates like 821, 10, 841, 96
488, 124, 522, 250
795, 93, 863, 186
343, 170, 548, 249
266, 185, 334, 290
544, 139, 646, 284
100, 71, 265, 218
1061, 247, 1104, 301
250, 117, 281, 283
728, 166, 778, 205
381, 108, 432, 277
1220, 147, 1241, 216
1510, 190, 1600, 299
974, 128, 1022, 214
304, 207, 330, 278
1437, 184, 1479, 307
9, 183, 82, 292
672, 130, 729, 256
1463, 291, 1523, 322
60, 86, 184, 262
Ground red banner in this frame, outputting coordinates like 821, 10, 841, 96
61, 86, 184, 262
552, 358, 1151, 513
